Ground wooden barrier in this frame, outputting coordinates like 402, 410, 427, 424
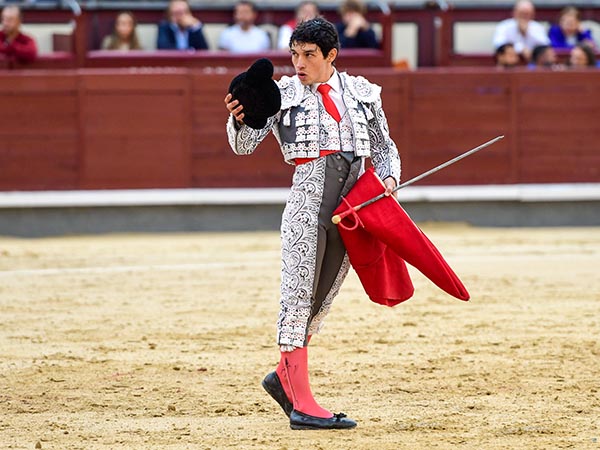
83, 49, 388, 70
0, 72, 80, 190
0, 67, 599, 191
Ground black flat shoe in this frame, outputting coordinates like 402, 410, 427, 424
262, 372, 293, 418
289, 410, 357, 430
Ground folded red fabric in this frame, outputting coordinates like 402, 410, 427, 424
333, 168, 470, 306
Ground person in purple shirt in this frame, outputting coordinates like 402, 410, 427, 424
548, 6, 596, 50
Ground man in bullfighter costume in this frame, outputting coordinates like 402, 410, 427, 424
224, 18, 400, 430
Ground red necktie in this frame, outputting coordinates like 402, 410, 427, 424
317, 83, 341, 123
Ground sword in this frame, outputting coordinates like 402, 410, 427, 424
331, 135, 505, 225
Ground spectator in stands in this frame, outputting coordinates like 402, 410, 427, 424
529, 44, 558, 69
336, 0, 379, 49
548, 7, 595, 50
277, 1, 320, 50
157, 0, 208, 50
0, 5, 37, 63
493, 0, 549, 62
495, 43, 520, 68
218, 1, 270, 53
568, 43, 597, 68
102, 11, 142, 51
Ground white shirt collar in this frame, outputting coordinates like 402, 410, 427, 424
310, 69, 341, 94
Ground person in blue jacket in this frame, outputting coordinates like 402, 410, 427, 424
548, 6, 596, 50
157, 0, 208, 50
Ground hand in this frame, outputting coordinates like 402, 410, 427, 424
224, 93, 245, 124
352, 13, 369, 31
344, 12, 369, 37
383, 177, 397, 199
180, 13, 199, 29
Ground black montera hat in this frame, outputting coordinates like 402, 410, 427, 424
228, 58, 281, 130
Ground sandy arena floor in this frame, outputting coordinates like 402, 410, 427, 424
0, 225, 599, 449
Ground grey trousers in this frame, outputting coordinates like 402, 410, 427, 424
277, 152, 362, 349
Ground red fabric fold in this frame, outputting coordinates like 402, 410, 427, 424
333, 168, 470, 306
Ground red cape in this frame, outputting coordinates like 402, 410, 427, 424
333, 168, 470, 306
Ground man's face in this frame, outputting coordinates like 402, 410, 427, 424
514, 1, 534, 23
538, 47, 556, 66
1, 7, 20, 35
234, 4, 256, 28
290, 41, 335, 86
499, 45, 519, 67
169, 1, 189, 25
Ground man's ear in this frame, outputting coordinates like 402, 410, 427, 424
326, 48, 338, 63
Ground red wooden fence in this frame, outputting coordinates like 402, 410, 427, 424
1, 67, 598, 191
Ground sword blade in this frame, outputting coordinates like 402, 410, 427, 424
331, 135, 505, 224
395, 135, 505, 191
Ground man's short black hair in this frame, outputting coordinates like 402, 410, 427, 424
289, 17, 340, 60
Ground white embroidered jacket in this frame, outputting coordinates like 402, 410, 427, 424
226, 71, 401, 183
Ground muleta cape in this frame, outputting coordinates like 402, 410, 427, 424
333, 168, 470, 306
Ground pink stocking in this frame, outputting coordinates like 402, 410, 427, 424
275, 335, 311, 404
275, 336, 332, 418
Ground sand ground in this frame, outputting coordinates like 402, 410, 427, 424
0, 225, 599, 450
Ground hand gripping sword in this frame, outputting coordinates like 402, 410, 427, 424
331, 135, 505, 225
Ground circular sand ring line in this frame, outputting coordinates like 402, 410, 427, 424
0, 258, 279, 278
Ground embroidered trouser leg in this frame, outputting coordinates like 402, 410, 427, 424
277, 152, 361, 349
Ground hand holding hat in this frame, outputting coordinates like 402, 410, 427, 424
226, 58, 281, 130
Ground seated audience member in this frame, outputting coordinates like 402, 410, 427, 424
493, 0, 549, 62
157, 0, 208, 50
0, 5, 37, 63
102, 11, 142, 50
548, 7, 595, 50
218, 1, 270, 53
277, 1, 319, 50
495, 43, 520, 68
568, 43, 597, 68
336, 0, 379, 49
530, 44, 558, 68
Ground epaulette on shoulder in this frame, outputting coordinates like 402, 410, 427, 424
277, 75, 305, 109
343, 74, 382, 104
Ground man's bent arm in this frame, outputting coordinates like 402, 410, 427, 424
367, 96, 401, 185
226, 114, 277, 156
